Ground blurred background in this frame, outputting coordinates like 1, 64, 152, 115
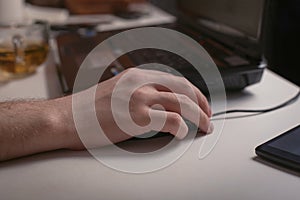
150, 0, 300, 86
24, 0, 300, 86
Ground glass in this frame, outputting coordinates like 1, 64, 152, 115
0, 21, 49, 82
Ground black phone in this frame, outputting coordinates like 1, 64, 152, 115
255, 124, 300, 171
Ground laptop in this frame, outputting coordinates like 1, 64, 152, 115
55, 0, 271, 94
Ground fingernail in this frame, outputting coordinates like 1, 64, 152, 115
207, 122, 214, 134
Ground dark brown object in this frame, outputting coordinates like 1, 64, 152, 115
64, 0, 145, 14
26, 0, 65, 8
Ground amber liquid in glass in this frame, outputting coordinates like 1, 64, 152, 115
0, 43, 48, 78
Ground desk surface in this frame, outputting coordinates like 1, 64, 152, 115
0, 57, 300, 200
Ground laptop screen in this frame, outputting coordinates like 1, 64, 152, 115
179, 0, 266, 39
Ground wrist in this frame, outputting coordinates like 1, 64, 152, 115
50, 96, 85, 150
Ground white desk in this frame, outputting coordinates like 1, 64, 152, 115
0, 53, 62, 101
0, 58, 299, 200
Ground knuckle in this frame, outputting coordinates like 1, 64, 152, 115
122, 68, 134, 77
180, 76, 190, 84
177, 94, 189, 103
177, 95, 191, 110
126, 68, 138, 74
132, 89, 146, 100
169, 113, 182, 125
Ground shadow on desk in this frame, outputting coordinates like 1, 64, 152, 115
226, 90, 255, 102
0, 131, 206, 168
253, 156, 300, 177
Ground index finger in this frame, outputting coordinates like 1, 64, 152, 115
148, 70, 211, 117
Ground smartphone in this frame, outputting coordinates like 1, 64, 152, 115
255, 124, 300, 171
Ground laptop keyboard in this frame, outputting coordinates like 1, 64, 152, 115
56, 22, 264, 94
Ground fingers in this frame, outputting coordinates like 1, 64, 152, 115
189, 83, 212, 117
150, 92, 211, 134
148, 71, 211, 117
149, 109, 188, 140
121, 69, 213, 139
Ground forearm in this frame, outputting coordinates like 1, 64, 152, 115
0, 98, 80, 161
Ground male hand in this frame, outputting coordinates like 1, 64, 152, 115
61, 68, 213, 150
